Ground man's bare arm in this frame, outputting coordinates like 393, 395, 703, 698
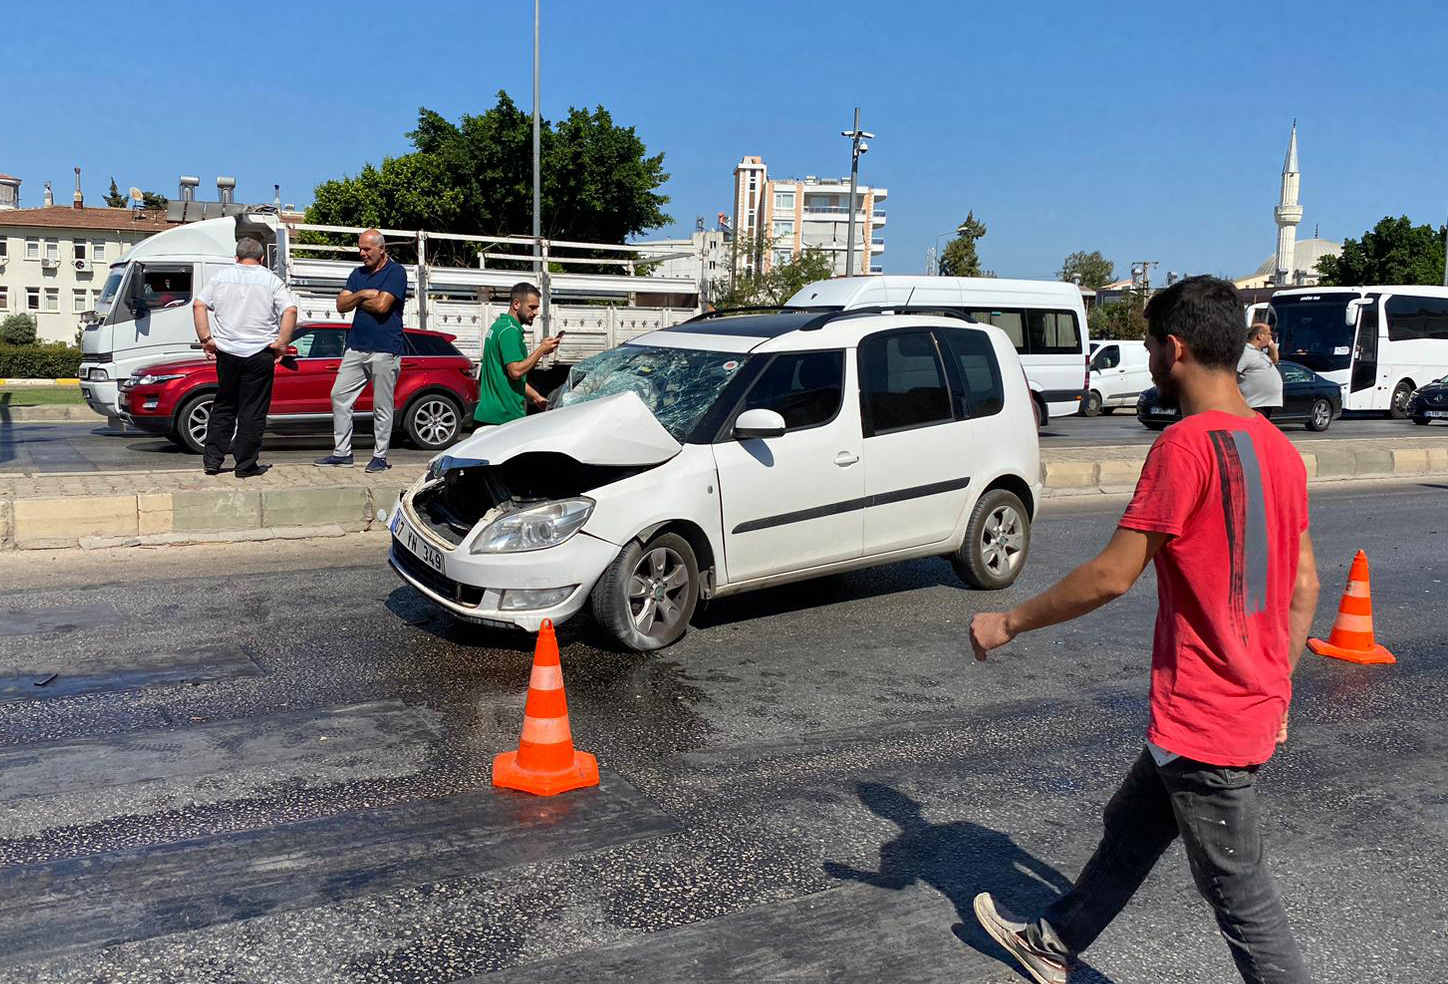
358, 290, 396, 316
1287, 530, 1319, 672
192, 300, 217, 359
505, 335, 562, 381
970, 528, 1170, 660
336, 289, 377, 314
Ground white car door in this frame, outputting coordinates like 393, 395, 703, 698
714, 350, 864, 582
858, 328, 974, 555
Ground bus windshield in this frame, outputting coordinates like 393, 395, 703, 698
1269, 294, 1355, 373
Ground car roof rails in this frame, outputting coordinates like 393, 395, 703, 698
797, 306, 978, 331
680, 305, 833, 324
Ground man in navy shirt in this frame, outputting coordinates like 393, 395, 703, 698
316, 228, 408, 473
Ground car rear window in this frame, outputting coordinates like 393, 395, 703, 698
405, 334, 464, 357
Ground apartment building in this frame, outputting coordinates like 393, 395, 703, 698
731, 156, 886, 276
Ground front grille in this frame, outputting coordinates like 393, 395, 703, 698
391, 542, 484, 607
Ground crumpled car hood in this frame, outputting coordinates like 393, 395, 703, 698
440, 391, 682, 468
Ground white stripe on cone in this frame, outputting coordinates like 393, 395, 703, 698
521, 714, 573, 744
529, 664, 564, 691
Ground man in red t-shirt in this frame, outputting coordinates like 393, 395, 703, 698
968, 276, 1319, 984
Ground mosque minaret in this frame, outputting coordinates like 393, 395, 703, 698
1273, 121, 1303, 286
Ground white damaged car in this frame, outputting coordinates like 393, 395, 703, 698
387, 309, 1042, 651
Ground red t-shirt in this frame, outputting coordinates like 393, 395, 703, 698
1120, 410, 1308, 767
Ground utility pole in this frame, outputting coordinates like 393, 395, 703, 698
1443, 208, 1447, 287
1130, 260, 1159, 292
533, 0, 549, 335
841, 108, 873, 277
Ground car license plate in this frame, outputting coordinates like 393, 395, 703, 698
391, 510, 445, 573
1428, 410, 1448, 419
1150, 407, 1167, 414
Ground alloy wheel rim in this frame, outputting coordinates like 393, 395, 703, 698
627, 546, 689, 637
981, 505, 1025, 577
415, 400, 457, 446
187, 402, 211, 446
1313, 401, 1330, 427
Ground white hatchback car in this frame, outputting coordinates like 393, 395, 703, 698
387, 309, 1042, 651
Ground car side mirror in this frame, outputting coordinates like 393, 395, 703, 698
284, 345, 298, 357
734, 408, 787, 440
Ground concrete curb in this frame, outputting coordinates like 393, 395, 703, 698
0, 404, 104, 422
0, 378, 81, 387
3, 443, 1446, 550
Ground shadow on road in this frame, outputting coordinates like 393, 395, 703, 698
824, 782, 1116, 984
693, 559, 960, 630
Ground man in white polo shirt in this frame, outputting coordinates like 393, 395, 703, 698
191, 237, 298, 477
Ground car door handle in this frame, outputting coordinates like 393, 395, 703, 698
834, 452, 860, 467
322, 362, 340, 371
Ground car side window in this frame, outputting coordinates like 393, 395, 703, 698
304, 330, 347, 359
939, 327, 1005, 418
859, 330, 953, 436
406, 334, 462, 357
739, 350, 844, 430
1280, 363, 1309, 383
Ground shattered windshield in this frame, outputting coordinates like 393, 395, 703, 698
553, 345, 750, 442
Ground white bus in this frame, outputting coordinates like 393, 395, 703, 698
785, 276, 1089, 424
1266, 285, 1448, 416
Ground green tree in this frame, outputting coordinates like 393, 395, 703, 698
938, 212, 989, 277
715, 233, 834, 308
104, 178, 127, 208
140, 191, 168, 210
1058, 250, 1115, 289
0, 313, 39, 345
1317, 216, 1447, 286
306, 92, 670, 262
1088, 290, 1148, 340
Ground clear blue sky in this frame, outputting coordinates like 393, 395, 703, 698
4, 0, 1445, 281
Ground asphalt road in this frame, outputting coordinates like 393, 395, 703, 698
0, 480, 1444, 982
1, 412, 1441, 473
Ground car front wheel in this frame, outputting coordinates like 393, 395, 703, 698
591, 532, 700, 652
174, 393, 214, 454
1305, 398, 1333, 431
951, 488, 1030, 590
1083, 390, 1102, 416
403, 393, 463, 450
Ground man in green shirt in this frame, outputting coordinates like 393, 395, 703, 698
474, 282, 561, 425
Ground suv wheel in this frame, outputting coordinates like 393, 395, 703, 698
591, 532, 699, 652
174, 392, 214, 455
951, 488, 1030, 590
404, 393, 463, 450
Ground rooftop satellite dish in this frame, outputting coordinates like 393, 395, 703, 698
128, 186, 143, 203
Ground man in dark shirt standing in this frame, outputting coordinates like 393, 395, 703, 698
316, 228, 408, 473
969, 277, 1318, 984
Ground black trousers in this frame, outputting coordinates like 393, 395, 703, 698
205, 349, 275, 473
1028, 748, 1308, 983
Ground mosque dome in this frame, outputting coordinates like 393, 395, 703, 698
1252, 238, 1342, 279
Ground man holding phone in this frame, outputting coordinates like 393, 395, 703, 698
474, 281, 560, 427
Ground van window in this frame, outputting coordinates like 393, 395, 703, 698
967, 309, 1025, 350
939, 327, 1005, 417
1091, 345, 1120, 370
1385, 295, 1448, 342
859, 330, 953, 435
1029, 310, 1082, 355
740, 350, 844, 430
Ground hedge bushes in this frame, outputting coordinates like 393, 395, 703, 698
0, 344, 84, 379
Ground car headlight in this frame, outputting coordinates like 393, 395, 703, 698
471, 498, 594, 554
132, 372, 185, 386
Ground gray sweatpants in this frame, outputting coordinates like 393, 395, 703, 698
330, 349, 401, 458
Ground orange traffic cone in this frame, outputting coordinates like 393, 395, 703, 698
1307, 550, 1395, 665
493, 619, 599, 795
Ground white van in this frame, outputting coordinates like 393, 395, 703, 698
1084, 339, 1151, 415
785, 276, 1090, 423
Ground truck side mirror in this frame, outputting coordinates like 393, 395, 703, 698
126, 265, 147, 311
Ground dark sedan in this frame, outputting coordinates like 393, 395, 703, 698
1408, 374, 1448, 426
1136, 360, 1342, 431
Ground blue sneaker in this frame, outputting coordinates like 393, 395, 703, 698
365, 456, 391, 474
314, 454, 354, 468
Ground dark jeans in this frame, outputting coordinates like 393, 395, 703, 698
205, 349, 275, 473
1028, 748, 1308, 984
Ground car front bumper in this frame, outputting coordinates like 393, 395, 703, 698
386, 495, 621, 633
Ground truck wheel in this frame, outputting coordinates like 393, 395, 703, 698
950, 488, 1030, 590
591, 532, 699, 652
404, 393, 463, 450
174, 393, 214, 455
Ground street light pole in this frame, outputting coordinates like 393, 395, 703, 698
532, 0, 548, 335
841, 108, 873, 277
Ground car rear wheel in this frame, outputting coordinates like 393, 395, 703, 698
174, 393, 214, 455
591, 532, 699, 652
1388, 380, 1414, 419
1083, 390, 1102, 417
951, 488, 1030, 590
403, 393, 463, 450
1306, 398, 1333, 432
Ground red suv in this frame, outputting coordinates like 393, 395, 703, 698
119, 323, 479, 453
